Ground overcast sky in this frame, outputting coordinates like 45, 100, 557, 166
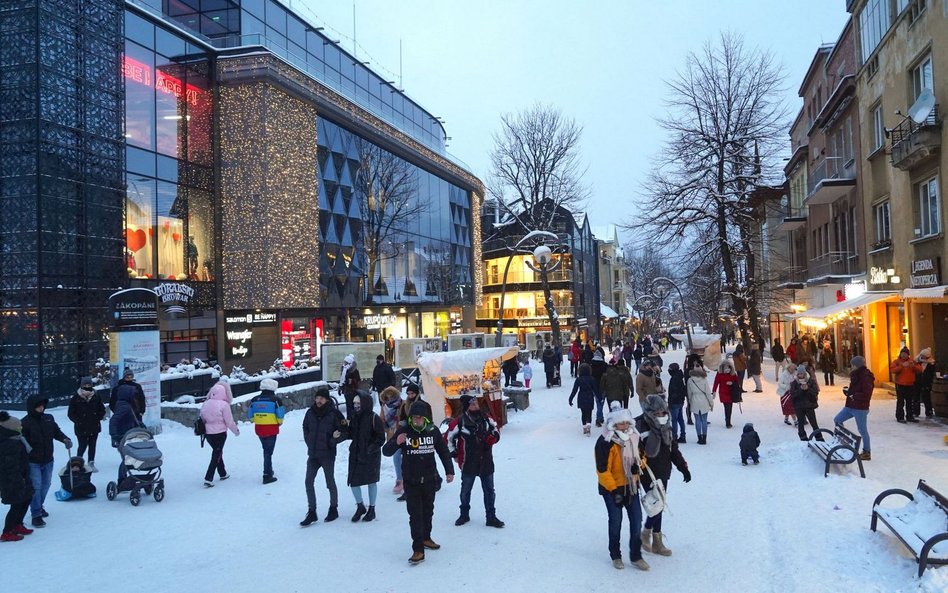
297, 0, 851, 242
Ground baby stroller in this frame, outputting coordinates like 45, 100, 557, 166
54, 456, 97, 501
106, 427, 165, 506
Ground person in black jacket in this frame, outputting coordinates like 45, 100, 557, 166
569, 363, 599, 436
447, 395, 503, 528
383, 400, 455, 565
739, 423, 761, 465
590, 350, 609, 427
343, 391, 385, 523
666, 363, 687, 444
300, 387, 346, 526
636, 395, 690, 557
501, 356, 520, 387
790, 368, 824, 442
0, 412, 34, 542
108, 369, 145, 447
542, 346, 558, 388
372, 355, 397, 394
770, 338, 786, 382
21, 394, 71, 528
67, 377, 105, 471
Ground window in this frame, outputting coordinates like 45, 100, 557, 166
917, 176, 940, 237
858, 0, 891, 62
871, 103, 885, 151
874, 201, 891, 243
911, 53, 933, 101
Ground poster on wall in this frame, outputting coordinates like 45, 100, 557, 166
116, 330, 162, 433
500, 334, 520, 349
395, 338, 443, 368
321, 342, 385, 387
447, 333, 485, 351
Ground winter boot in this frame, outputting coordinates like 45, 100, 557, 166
422, 539, 441, 550
486, 516, 505, 528
612, 558, 624, 569
262, 475, 278, 484
859, 451, 871, 461
12, 524, 33, 536
641, 528, 653, 553
362, 506, 376, 522
299, 509, 318, 527
677, 434, 686, 444
583, 424, 591, 436
630, 558, 650, 571
1, 530, 23, 542
652, 532, 672, 556
325, 506, 339, 522
89, 461, 98, 473
351, 503, 367, 522
392, 480, 403, 495
31, 517, 45, 528
596, 419, 603, 428
455, 513, 470, 526
408, 551, 425, 564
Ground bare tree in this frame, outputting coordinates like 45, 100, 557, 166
356, 140, 429, 302
629, 32, 788, 350
488, 104, 589, 232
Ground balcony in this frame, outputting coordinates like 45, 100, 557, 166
806, 158, 856, 206
806, 251, 860, 285
776, 205, 807, 231
483, 267, 574, 287
777, 266, 807, 289
475, 306, 576, 322
890, 105, 941, 171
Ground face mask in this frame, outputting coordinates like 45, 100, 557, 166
656, 416, 669, 425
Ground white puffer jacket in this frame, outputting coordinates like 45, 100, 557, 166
686, 370, 714, 414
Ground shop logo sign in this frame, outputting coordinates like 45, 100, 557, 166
910, 258, 941, 288
869, 267, 890, 285
155, 282, 194, 314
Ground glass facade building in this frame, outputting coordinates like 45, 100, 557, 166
0, 0, 483, 406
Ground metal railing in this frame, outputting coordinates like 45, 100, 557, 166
808, 251, 856, 279
807, 157, 855, 198
891, 105, 940, 150
484, 267, 573, 285
476, 306, 576, 320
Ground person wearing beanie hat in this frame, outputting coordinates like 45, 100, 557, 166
635, 394, 690, 558
398, 383, 432, 426
383, 395, 455, 564
890, 346, 922, 423
739, 423, 761, 465
68, 376, 105, 471
21, 394, 71, 528
378, 386, 405, 494
914, 348, 937, 418
590, 350, 609, 426
339, 354, 361, 420
247, 378, 286, 484
595, 406, 647, 570
300, 386, 346, 526
790, 368, 824, 442
686, 366, 713, 444
834, 356, 875, 460
1, 411, 35, 542
569, 363, 599, 436
447, 394, 503, 528
372, 355, 397, 394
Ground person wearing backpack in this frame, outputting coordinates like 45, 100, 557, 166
247, 378, 285, 485
199, 379, 239, 487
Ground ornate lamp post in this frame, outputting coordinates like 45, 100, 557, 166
493, 230, 561, 347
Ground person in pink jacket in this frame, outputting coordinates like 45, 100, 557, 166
200, 379, 240, 487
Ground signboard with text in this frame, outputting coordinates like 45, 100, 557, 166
108, 288, 159, 329
910, 257, 941, 288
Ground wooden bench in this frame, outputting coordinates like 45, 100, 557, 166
871, 479, 948, 577
806, 424, 865, 478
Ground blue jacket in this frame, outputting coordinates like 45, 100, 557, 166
569, 375, 598, 410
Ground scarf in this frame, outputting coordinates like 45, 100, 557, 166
611, 428, 640, 485
339, 362, 351, 388
643, 412, 673, 458
77, 388, 95, 401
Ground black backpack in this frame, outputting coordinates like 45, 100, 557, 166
193, 417, 207, 447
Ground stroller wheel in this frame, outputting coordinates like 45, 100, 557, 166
153, 485, 165, 502
129, 489, 141, 506
106, 482, 117, 501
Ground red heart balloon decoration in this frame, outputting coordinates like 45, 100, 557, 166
125, 228, 147, 252
148, 227, 154, 237
172, 232, 181, 242
162, 221, 171, 231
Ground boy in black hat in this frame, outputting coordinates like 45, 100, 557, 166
739, 423, 761, 465
383, 400, 454, 564
447, 395, 504, 529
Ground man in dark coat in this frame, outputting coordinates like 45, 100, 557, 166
300, 387, 345, 526
590, 349, 609, 426
109, 368, 145, 447
383, 400, 455, 565
21, 394, 71, 528
542, 346, 558, 388
770, 338, 786, 381
372, 355, 397, 394
501, 355, 520, 387
342, 391, 385, 522
446, 395, 503, 528
67, 376, 105, 470
0, 412, 34, 541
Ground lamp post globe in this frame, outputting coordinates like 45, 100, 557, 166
533, 245, 552, 265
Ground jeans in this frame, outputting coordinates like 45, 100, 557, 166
405, 479, 438, 552
393, 448, 403, 481
305, 454, 338, 510
736, 370, 746, 391
204, 432, 228, 482
351, 483, 378, 505
693, 412, 708, 436
459, 472, 496, 518
634, 359, 641, 373
595, 395, 605, 424
895, 385, 916, 421
644, 479, 667, 532
834, 407, 870, 452
76, 433, 98, 462
723, 402, 733, 427
259, 435, 277, 477
669, 405, 685, 439
29, 461, 54, 518
602, 492, 643, 561
5, 501, 29, 532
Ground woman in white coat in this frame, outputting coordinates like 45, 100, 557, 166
685, 366, 713, 445
776, 363, 798, 426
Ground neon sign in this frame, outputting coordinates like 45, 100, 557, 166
122, 56, 204, 107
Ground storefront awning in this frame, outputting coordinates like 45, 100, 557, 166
902, 285, 948, 301
784, 291, 899, 321
600, 302, 619, 319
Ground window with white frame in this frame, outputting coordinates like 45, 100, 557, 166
911, 53, 933, 101
874, 201, 891, 243
858, 0, 891, 62
917, 176, 940, 237
871, 103, 885, 151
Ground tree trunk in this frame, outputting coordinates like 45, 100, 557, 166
539, 264, 561, 347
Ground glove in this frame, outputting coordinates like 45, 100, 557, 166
612, 490, 624, 505
63, 438, 73, 449
682, 468, 692, 483
568, 400, 574, 407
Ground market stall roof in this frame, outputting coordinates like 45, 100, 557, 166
671, 333, 721, 349
416, 346, 519, 376
600, 302, 619, 319
902, 285, 948, 301
784, 291, 899, 320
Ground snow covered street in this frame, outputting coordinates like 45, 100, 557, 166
5, 348, 948, 592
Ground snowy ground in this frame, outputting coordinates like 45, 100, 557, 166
5, 348, 948, 592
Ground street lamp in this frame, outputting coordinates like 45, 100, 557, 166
493, 230, 561, 347
652, 276, 693, 351
525, 243, 563, 347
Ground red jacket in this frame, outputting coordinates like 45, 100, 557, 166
712, 372, 738, 404
846, 367, 874, 410
786, 343, 799, 364
889, 358, 922, 386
